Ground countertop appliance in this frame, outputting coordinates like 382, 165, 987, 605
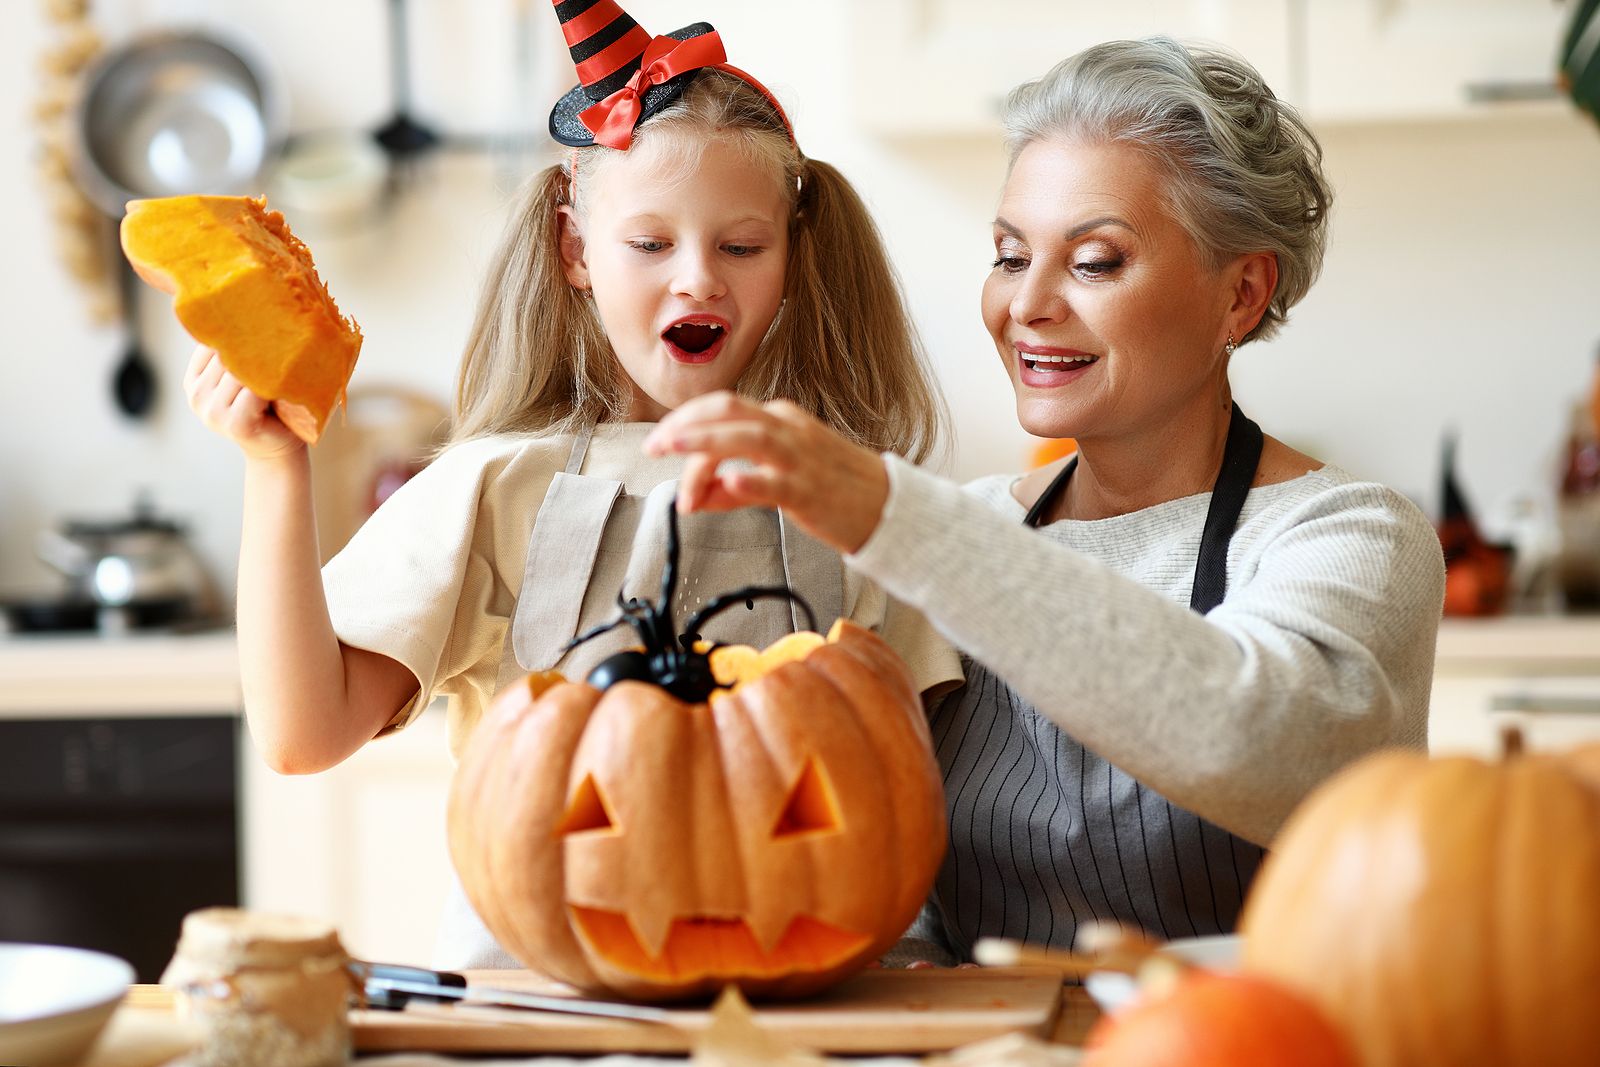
11, 499, 219, 636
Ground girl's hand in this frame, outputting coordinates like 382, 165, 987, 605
184, 344, 304, 462
643, 392, 890, 555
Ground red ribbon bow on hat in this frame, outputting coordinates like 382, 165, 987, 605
580, 31, 728, 150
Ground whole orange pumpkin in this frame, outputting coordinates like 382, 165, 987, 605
448, 618, 945, 1001
1240, 741, 1600, 1067
1083, 966, 1357, 1067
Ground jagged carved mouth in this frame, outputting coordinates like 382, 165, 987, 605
568, 906, 871, 980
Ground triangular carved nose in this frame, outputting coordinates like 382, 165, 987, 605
772, 758, 840, 839
557, 773, 617, 835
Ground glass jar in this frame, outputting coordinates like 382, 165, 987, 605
161, 908, 357, 1067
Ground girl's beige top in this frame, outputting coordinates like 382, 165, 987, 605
322, 422, 962, 761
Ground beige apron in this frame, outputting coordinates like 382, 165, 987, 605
434, 429, 844, 970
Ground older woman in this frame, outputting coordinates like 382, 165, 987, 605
644, 37, 1444, 960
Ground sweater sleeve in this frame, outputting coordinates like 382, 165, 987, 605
847, 454, 1445, 844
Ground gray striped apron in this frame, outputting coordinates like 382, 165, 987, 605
928, 404, 1266, 955
434, 428, 844, 970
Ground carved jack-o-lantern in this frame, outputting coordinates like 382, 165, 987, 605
447, 501, 946, 1001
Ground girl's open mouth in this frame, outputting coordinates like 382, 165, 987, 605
662, 320, 727, 364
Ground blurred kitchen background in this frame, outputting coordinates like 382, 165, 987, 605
4, 0, 1600, 976
3, 0, 1600, 607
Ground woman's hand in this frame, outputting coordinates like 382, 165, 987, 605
184, 344, 303, 462
643, 392, 890, 555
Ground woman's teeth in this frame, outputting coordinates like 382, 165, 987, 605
1023, 354, 1096, 371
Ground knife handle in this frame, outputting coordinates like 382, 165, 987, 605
355, 960, 468, 1010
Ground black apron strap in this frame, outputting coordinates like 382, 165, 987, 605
1189, 403, 1263, 613
1022, 403, 1264, 614
1021, 454, 1077, 528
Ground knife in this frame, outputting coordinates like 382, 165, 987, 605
354, 961, 673, 1024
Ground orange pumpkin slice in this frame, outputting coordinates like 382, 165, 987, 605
120, 195, 361, 444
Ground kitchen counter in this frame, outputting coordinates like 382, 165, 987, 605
1434, 615, 1600, 672
0, 628, 240, 717
3, 616, 1596, 718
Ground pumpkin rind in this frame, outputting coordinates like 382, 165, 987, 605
1082, 969, 1357, 1067
120, 195, 361, 443
1239, 748, 1600, 1067
447, 619, 946, 1001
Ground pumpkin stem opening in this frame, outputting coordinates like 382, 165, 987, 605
560, 495, 817, 703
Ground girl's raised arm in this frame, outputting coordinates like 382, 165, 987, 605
187, 345, 417, 773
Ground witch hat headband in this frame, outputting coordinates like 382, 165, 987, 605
547, 0, 791, 150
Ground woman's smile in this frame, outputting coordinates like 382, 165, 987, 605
1015, 342, 1099, 388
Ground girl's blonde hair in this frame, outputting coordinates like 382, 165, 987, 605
451, 72, 946, 463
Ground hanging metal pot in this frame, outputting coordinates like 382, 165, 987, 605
71, 27, 285, 418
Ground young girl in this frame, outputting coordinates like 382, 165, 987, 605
184, 2, 958, 967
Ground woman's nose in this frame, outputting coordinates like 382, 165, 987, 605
1011, 269, 1069, 326
671, 248, 726, 301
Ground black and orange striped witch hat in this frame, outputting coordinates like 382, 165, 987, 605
547, 0, 790, 150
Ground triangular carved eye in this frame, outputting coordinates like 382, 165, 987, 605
772, 759, 840, 839
556, 774, 617, 835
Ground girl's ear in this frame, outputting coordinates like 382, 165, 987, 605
556, 204, 590, 290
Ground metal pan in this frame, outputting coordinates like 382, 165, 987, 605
72, 28, 285, 218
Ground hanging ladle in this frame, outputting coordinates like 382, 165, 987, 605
112, 241, 155, 418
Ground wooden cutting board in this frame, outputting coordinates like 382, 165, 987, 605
354, 967, 1065, 1055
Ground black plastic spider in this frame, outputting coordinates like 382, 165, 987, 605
561, 496, 817, 702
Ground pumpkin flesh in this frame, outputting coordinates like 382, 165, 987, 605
120, 195, 361, 443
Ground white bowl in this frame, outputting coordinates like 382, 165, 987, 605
0, 944, 134, 1067
1084, 933, 1241, 1015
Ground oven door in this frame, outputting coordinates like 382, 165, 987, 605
0, 716, 239, 981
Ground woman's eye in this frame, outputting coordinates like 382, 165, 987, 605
1075, 259, 1121, 277
991, 256, 1028, 274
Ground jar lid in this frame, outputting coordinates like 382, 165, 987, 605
162, 907, 348, 983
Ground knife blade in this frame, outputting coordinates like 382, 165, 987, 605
355, 961, 672, 1024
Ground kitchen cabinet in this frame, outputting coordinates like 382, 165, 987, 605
851, 0, 1293, 136
1300, 0, 1571, 122
1428, 615, 1600, 758
851, 0, 1574, 135
241, 704, 456, 967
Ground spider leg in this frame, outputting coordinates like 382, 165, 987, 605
561, 613, 632, 654
682, 585, 818, 641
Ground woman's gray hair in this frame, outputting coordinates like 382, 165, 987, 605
1003, 36, 1331, 343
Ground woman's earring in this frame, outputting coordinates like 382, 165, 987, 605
1224, 333, 1238, 357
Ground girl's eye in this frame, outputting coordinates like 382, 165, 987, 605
630, 239, 667, 253
991, 255, 1028, 274
723, 244, 762, 257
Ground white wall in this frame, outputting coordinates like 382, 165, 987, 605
5, 1, 1600, 601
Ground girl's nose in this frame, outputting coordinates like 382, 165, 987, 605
671, 247, 727, 302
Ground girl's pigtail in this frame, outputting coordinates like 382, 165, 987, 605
755, 159, 947, 465
450, 163, 622, 443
